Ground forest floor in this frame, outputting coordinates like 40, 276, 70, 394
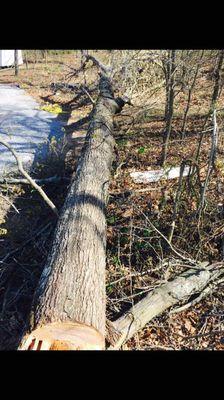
0, 52, 224, 350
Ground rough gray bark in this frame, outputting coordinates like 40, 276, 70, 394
211, 50, 224, 107
198, 109, 218, 213
107, 263, 224, 349
18, 75, 127, 351
181, 50, 204, 139
195, 50, 224, 162
14, 50, 19, 76
162, 50, 176, 166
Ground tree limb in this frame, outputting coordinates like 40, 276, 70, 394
0, 138, 58, 216
106, 262, 224, 349
0, 176, 70, 185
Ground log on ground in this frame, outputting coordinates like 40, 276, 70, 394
107, 263, 224, 349
18, 75, 127, 351
130, 165, 190, 184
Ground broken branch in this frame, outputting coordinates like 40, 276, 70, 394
107, 263, 224, 349
0, 138, 58, 216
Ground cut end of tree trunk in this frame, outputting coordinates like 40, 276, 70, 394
18, 321, 105, 350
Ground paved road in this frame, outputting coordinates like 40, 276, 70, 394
0, 84, 65, 177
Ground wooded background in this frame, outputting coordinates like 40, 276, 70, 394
0, 50, 224, 350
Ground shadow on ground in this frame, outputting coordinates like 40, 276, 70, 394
0, 85, 95, 349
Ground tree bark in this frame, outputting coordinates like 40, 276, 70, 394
181, 50, 204, 139
211, 50, 224, 107
14, 50, 19, 76
161, 50, 176, 166
195, 50, 224, 162
107, 263, 224, 349
18, 75, 127, 351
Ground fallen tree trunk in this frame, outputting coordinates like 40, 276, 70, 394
107, 263, 224, 349
18, 75, 128, 351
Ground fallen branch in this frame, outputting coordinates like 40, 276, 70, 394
107, 263, 224, 349
0, 194, 19, 214
0, 138, 58, 216
80, 86, 96, 105
170, 274, 224, 314
130, 165, 190, 184
82, 51, 112, 76
0, 176, 70, 185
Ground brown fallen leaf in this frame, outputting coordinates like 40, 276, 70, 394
121, 208, 133, 218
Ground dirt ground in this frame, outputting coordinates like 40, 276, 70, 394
0, 51, 224, 350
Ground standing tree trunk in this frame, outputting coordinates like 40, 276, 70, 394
181, 50, 204, 139
18, 75, 128, 351
24, 51, 29, 69
195, 50, 224, 162
14, 50, 19, 76
161, 50, 176, 166
41, 50, 48, 65
211, 49, 224, 108
163, 51, 171, 121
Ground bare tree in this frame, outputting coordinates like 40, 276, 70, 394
211, 50, 224, 108
161, 50, 176, 165
195, 50, 224, 162
181, 50, 204, 139
14, 50, 19, 76
197, 109, 218, 214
